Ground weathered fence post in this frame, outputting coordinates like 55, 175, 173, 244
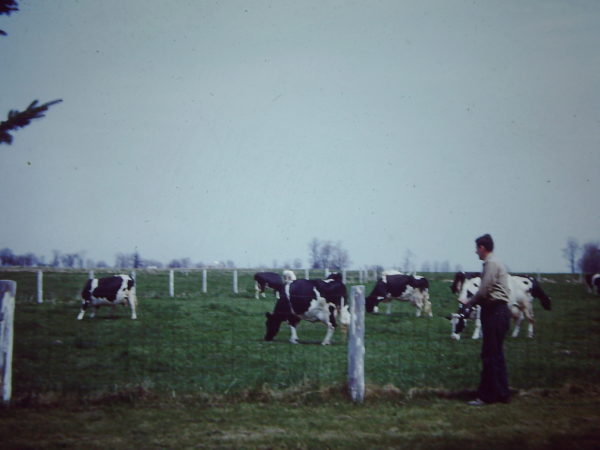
233, 270, 238, 294
342, 269, 347, 284
169, 270, 175, 297
202, 269, 207, 293
305, 269, 309, 279
36, 270, 43, 304
348, 285, 365, 404
0, 280, 16, 405
88, 270, 94, 280
325, 268, 330, 278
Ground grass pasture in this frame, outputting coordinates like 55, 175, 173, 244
1, 269, 600, 448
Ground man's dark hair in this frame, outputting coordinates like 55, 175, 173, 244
475, 234, 494, 252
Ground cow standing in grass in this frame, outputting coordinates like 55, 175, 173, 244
448, 274, 551, 340
254, 272, 284, 299
264, 273, 348, 345
78, 274, 138, 320
365, 270, 432, 317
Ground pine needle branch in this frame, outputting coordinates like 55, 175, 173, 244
0, 99, 63, 144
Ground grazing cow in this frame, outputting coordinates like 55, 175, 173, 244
584, 273, 600, 294
366, 271, 432, 317
448, 274, 551, 340
264, 273, 348, 345
254, 272, 284, 299
450, 271, 481, 295
77, 274, 137, 320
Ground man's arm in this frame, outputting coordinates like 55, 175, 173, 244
465, 261, 498, 307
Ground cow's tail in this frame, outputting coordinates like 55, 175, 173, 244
531, 278, 551, 311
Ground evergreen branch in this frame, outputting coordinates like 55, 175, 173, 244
0, 99, 62, 144
0, 0, 19, 16
0, 0, 19, 36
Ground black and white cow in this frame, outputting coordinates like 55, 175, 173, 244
584, 273, 600, 294
448, 274, 551, 340
77, 274, 138, 320
365, 270, 432, 317
264, 273, 348, 345
254, 272, 284, 299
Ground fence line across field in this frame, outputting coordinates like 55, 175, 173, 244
29, 268, 377, 301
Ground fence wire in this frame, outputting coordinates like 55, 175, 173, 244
3, 270, 599, 400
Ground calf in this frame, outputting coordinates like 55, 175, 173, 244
448, 274, 551, 339
584, 273, 600, 294
77, 274, 137, 320
366, 271, 432, 317
264, 273, 347, 345
254, 272, 284, 299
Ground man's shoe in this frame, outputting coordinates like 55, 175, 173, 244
468, 398, 488, 406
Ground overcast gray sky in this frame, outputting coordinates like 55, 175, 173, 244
1, 0, 599, 272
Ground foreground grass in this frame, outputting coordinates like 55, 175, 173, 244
1, 389, 600, 449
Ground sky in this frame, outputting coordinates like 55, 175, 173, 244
1, 0, 599, 272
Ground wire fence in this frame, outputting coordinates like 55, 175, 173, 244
2, 269, 598, 402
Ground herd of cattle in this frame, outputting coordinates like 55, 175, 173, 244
76, 269, 600, 345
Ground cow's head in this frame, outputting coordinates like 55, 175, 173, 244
446, 303, 475, 340
450, 272, 466, 294
457, 277, 479, 304
365, 294, 381, 313
264, 312, 282, 341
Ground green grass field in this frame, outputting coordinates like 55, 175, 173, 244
1, 270, 599, 448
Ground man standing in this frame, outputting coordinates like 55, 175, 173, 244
460, 234, 511, 405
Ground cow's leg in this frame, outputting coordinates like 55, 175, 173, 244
321, 323, 335, 346
254, 282, 260, 299
472, 317, 482, 339
90, 306, 99, 319
77, 301, 88, 320
414, 301, 422, 317
422, 291, 433, 317
511, 311, 523, 338
385, 302, 392, 315
288, 317, 301, 344
523, 304, 535, 338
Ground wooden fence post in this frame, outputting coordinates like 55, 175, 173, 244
0, 280, 16, 405
36, 270, 43, 304
348, 285, 365, 404
233, 270, 238, 294
169, 270, 174, 297
305, 269, 309, 279
202, 269, 207, 293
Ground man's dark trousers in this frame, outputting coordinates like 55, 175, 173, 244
478, 301, 511, 403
